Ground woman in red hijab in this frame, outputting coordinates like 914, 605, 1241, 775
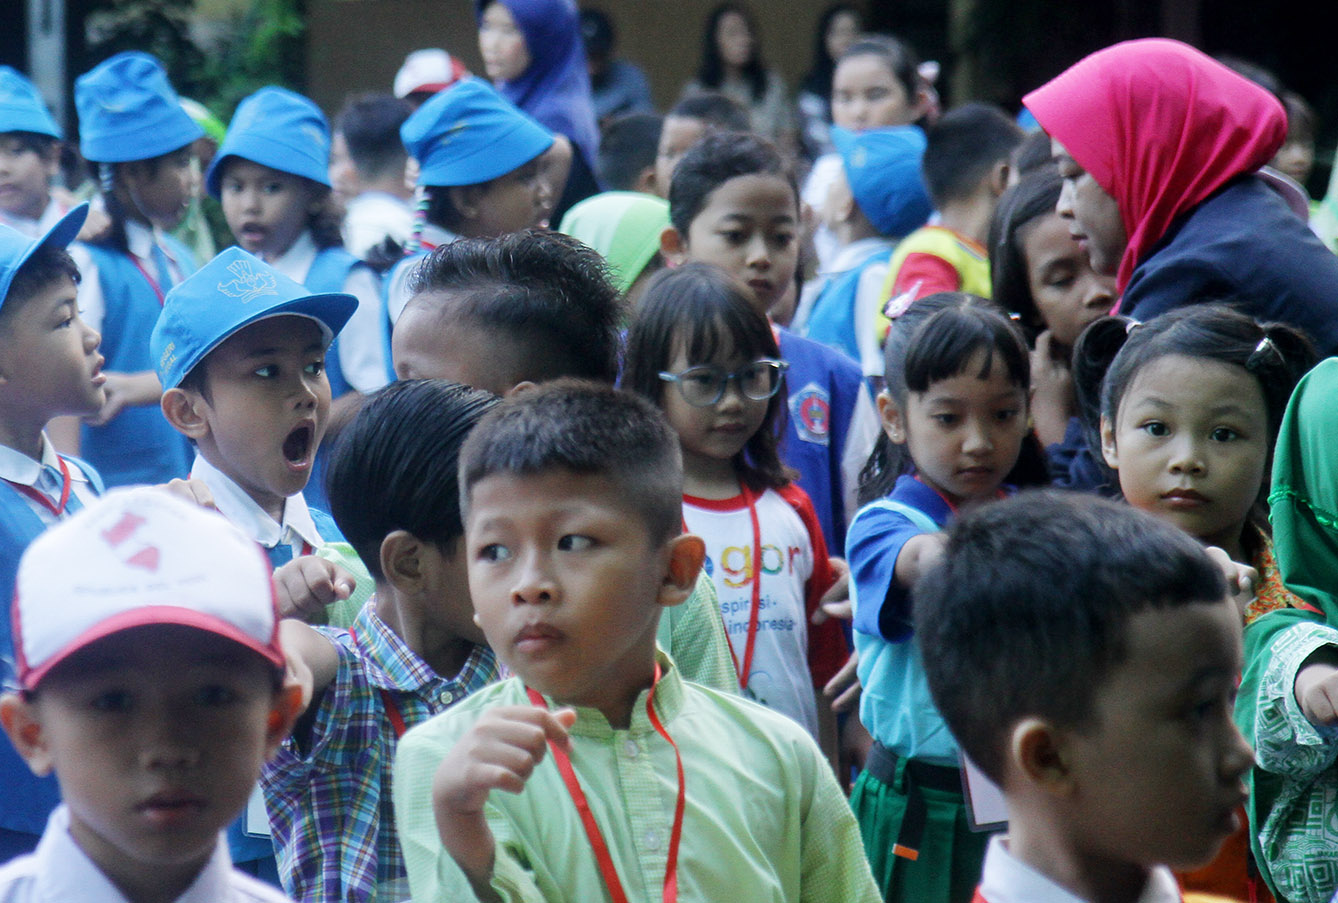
1024, 38, 1338, 357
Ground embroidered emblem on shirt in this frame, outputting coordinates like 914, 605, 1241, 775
218, 260, 279, 302
789, 382, 831, 445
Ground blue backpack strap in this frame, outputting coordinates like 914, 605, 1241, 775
305, 248, 366, 399
864, 497, 941, 534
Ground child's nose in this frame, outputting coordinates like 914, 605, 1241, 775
745, 234, 771, 267
1056, 180, 1076, 221
962, 418, 994, 454
1167, 438, 1206, 475
1222, 719, 1255, 782
511, 551, 558, 605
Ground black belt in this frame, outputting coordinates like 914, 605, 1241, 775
866, 741, 962, 862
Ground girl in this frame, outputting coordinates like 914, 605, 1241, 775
684, 3, 796, 150
847, 291, 1037, 903
476, 0, 598, 222
66, 51, 204, 488
1074, 305, 1314, 903
623, 262, 846, 747
795, 3, 863, 160
1023, 38, 1338, 357
661, 128, 881, 553
988, 167, 1115, 488
208, 86, 389, 402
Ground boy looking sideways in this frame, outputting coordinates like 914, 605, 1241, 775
393, 381, 879, 903
916, 491, 1253, 903
0, 488, 302, 902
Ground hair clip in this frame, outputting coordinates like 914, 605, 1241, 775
1254, 335, 1276, 356
882, 284, 921, 322
1124, 317, 1142, 335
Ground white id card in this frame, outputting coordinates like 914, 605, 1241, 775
244, 783, 272, 838
961, 752, 1008, 832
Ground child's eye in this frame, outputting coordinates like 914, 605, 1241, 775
195, 685, 239, 707
305, 360, 325, 376
254, 364, 279, 378
994, 408, 1021, 423
718, 230, 747, 245
478, 543, 512, 563
1210, 426, 1239, 442
557, 535, 594, 552
771, 232, 796, 248
1140, 420, 1168, 437
931, 413, 959, 427
90, 691, 134, 713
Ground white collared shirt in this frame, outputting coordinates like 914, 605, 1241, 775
190, 453, 324, 556
70, 219, 188, 336
265, 230, 389, 395
0, 806, 292, 902
976, 835, 1183, 903
0, 434, 99, 525
0, 196, 70, 239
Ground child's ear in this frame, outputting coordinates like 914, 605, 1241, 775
1011, 716, 1075, 796
1099, 414, 1119, 469
657, 534, 705, 609
449, 185, 482, 222
876, 392, 906, 444
161, 387, 210, 440
380, 529, 426, 594
660, 225, 687, 265
632, 165, 658, 196
264, 678, 305, 759
988, 160, 1011, 197
0, 693, 54, 777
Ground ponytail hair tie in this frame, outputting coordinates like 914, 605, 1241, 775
1247, 334, 1279, 370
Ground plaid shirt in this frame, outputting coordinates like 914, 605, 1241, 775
262, 598, 498, 902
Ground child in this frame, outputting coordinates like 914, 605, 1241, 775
795, 124, 932, 378
557, 190, 669, 306
0, 67, 66, 236
392, 229, 737, 693
595, 111, 661, 194
652, 91, 749, 199
384, 77, 555, 324
329, 92, 415, 264
661, 128, 880, 553
67, 51, 204, 488
847, 292, 1037, 903
914, 490, 1254, 903
0, 204, 105, 862
0, 488, 303, 901
623, 263, 846, 746
392, 380, 881, 903
208, 86, 391, 402
875, 102, 1023, 330
263, 379, 502, 901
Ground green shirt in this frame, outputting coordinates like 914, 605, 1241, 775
393, 653, 879, 903
657, 571, 738, 695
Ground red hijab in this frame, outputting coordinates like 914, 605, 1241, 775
1023, 38, 1287, 295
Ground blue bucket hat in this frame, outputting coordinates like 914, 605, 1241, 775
205, 87, 332, 199
832, 125, 934, 239
401, 77, 553, 187
0, 203, 87, 312
150, 246, 357, 390
75, 52, 203, 163
0, 67, 62, 139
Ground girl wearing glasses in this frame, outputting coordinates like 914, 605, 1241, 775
624, 262, 847, 755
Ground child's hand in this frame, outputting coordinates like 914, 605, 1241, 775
815, 557, 851, 614
431, 706, 578, 887
1029, 330, 1077, 447
823, 650, 862, 713
1203, 545, 1258, 620
89, 371, 162, 425
1294, 651, 1338, 726
159, 477, 216, 511
273, 556, 356, 622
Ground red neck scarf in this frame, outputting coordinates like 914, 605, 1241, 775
1023, 38, 1286, 297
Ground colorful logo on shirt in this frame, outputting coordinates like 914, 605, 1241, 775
217, 259, 278, 302
789, 382, 831, 446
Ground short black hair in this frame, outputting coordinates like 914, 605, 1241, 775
666, 92, 750, 133
0, 131, 59, 156
916, 490, 1228, 783
0, 243, 81, 328
326, 379, 499, 581
922, 102, 1024, 207
404, 229, 623, 384
598, 112, 663, 191
334, 92, 412, 182
460, 379, 684, 543
668, 130, 796, 236
580, 7, 616, 60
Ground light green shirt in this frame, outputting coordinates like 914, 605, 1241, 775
658, 572, 738, 694
393, 653, 879, 903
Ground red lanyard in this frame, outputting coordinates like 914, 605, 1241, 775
348, 627, 408, 738
526, 663, 686, 903
724, 485, 763, 692
126, 252, 166, 305
6, 457, 72, 517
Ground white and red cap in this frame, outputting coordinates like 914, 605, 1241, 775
12, 488, 282, 691
393, 48, 470, 99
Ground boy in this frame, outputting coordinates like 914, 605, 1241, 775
392, 229, 737, 692
393, 381, 881, 903
915, 491, 1253, 903
0, 67, 65, 237
329, 92, 415, 265
263, 379, 502, 901
0, 487, 302, 901
652, 92, 750, 199
596, 112, 662, 195
0, 204, 105, 861
877, 103, 1023, 330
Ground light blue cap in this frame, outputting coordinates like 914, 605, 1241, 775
401, 77, 553, 187
0, 203, 87, 313
0, 67, 61, 139
150, 246, 357, 389
832, 125, 934, 239
75, 52, 203, 163
205, 87, 332, 199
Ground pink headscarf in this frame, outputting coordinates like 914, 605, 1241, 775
1023, 38, 1287, 295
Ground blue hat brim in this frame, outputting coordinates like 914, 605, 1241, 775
0, 203, 89, 312
204, 148, 332, 199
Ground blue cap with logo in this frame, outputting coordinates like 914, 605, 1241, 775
205, 87, 332, 199
150, 246, 357, 390
401, 77, 553, 187
0, 203, 87, 313
0, 67, 62, 139
832, 125, 934, 239
75, 52, 203, 163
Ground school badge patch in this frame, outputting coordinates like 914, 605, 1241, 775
789, 382, 831, 445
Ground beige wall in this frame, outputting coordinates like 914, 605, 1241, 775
307, 0, 839, 116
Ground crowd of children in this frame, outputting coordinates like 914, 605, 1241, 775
7, 16, 1338, 903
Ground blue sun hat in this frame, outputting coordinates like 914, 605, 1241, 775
0, 203, 87, 313
151, 246, 356, 390
401, 77, 554, 187
205, 87, 332, 199
832, 125, 934, 239
75, 52, 203, 163
0, 67, 62, 139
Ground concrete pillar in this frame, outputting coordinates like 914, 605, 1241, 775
27, 0, 68, 132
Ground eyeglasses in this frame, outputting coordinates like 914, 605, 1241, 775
658, 358, 789, 407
